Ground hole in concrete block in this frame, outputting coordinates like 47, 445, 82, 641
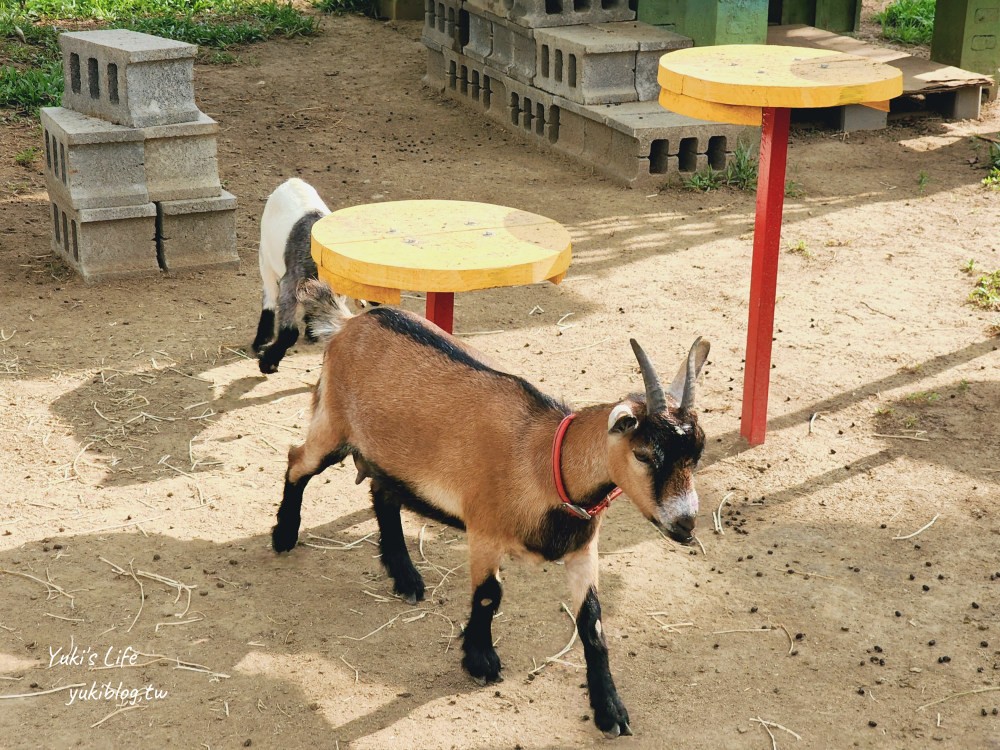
650, 139, 669, 173
460, 65, 469, 95
44, 130, 51, 171
548, 106, 560, 143
51, 136, 58, 177
708, 135, 727, 170
523, 97, 533, 130
52, 204, 60, 244
424, 0, 434, 15
59, 142, 67, 183
107, 63, 119, 104
678, 137, 697, 172
601, 0, 615, 7
71, 221, 79, 261
61, 212, 69, 255
471, 70, 481, 101
541, 45, 550, 78
437, 3, 445, 31
87, 57, 100, 99
627, 0, 637, 10
555, 50, 563, 82
459, 8, 469, 46
483, 75, 492, 108
574, 0, 589, 11
70, 54, 81, 94
510, 93, 520, 125
535, 102, 545, 135
568, 54, 577, 88
545, 0, 562, 14
448, 60, 457, 89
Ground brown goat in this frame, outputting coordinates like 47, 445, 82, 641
272, 280, 710, 738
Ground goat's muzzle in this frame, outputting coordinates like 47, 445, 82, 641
658, 514, 696, 545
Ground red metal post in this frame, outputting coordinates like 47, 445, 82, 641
425, 292, 455, 334
741, 106, 791, 446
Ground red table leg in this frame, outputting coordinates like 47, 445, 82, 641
425, 292, 455, 334
741, 106, 791, 446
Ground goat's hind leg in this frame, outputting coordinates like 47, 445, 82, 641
461, 534, 504, 684
370, 475, 425, 604
272, 425, 348, 553
258, 275, 301, 374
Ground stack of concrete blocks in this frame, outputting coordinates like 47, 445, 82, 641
422, 0, 752, 188
42, 29, 237, 283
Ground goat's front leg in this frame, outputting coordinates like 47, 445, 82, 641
462, 533, 503, 684
566, 535, 631, 738
258, 276, 301, 374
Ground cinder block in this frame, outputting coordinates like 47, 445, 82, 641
48, 196, 158, 282
142, 113, 222, 202
838, 103, 887, 132
949, 85, 983, 120
441, 48, 507, 123
550, 105, 587, 156
423, 46, 447, 90
487, 13, 536, 83
158, 191, 239, 272
466, 0, 634, 29
464, 10, 493, 63
59, 30, 198, 128
40, 106, 148, 210
422, 0, 462, 52
533, 23, 687, 104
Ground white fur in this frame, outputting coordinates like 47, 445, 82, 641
258, 178, 331, 310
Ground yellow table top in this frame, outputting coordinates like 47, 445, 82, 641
658, 44, 903, 126
311, 200, 572, 305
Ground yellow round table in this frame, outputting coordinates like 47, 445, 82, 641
658, 45, 902, 446
310, 200, 572, 333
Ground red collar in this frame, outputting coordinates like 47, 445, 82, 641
551, 413, 623, 520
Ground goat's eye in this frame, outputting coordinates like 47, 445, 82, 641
633, 451, 653, 465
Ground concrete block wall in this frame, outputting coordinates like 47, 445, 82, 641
466, 0, 635, 29
44, 29, 237, 283
423, 0, 463, 51
429, 48, 755, 188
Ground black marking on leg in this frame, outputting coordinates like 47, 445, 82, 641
258, 326, 299, 374
252, 308, 276, 353
577, 587, 631, 737
271, 445, 350, 553
462, 576, 502, 683
371, 479, 425, 603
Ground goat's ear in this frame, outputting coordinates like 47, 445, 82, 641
608, 403, 639, 434
666, 337, 711, 407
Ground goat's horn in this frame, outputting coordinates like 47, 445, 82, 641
680, 337, 708, 411
630, 339, 666, 414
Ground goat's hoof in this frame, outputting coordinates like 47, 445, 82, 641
462, 648, 502, 684
394, 577, 425, 605
594, 699, 631, 738
258, 357, 279, 374
271, 523, 299, 553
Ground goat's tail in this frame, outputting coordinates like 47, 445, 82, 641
297, 279, 353, 343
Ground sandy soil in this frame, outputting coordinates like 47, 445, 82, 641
1, 7, 999, 750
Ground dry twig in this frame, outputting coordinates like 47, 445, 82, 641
893, 514, 939, 541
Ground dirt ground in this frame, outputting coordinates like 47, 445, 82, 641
2, 5, 1000, 749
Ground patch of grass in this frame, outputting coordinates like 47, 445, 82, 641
682, 168, 724, 192
784, 179, 803, 198
961, 259, 977, 275
723, 140, 757, 190
906, 391, 940, 403
874, 0, 936, 46
14, 145, 39, 166
983, 167, 1000, 191
313, 0, 377, 16
969, 270, 1000, 311
0, 59, 63, 113
0, 1, 317, 113
917, 170, 929, 192
786, 240, 812, 258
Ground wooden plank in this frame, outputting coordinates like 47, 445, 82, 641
768, 24, 993, 94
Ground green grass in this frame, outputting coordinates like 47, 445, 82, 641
682, 140, 805, 197
874, 0, 936, 46
0, 1, 317, 114
313, 0, 377, 16
969, 270, 1000, 311
14, 145, 39, 166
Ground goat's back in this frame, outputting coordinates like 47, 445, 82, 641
259, 179, 331, 280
